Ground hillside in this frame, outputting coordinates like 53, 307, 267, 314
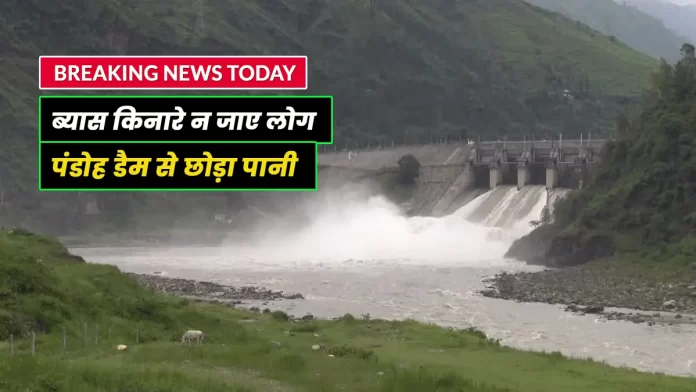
3, 0, 658, 144
625, 0, 696, 43
524, 0, 689, 62
506, 44, 696, 268
1, 229, 695, 391
0, 0, 658, 233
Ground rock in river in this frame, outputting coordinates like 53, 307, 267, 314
129, 273, 304, 303
479, 265, 696, 325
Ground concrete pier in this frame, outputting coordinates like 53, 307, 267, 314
489, 161, 502, 189
517, 162, 530, 189
545, 164, 558, 190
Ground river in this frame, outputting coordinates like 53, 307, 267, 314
71, 185, 696, 377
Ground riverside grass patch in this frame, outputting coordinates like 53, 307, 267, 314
1, 311, 694, 392
0, 229, 695, 391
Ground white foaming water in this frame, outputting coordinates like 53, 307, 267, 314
222, 185, 551, 266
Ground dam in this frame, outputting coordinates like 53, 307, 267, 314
318, 136, 606, 216
48, 136, 605, 231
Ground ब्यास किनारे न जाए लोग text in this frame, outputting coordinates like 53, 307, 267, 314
51, 149, 300, 183
39, 96, 333, 143
50, 105, 317, 132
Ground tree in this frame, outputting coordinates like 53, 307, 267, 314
397, 154, 421, 184
459, 127, 469, 141
673, 43, 696, 101
649, 59, 674, 99
614, 112, 630, 139
529, 206, 550, 228
650, 44, 696, 102
540, 206, 551, 225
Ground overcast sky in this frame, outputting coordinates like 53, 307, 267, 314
669, 0, 696, 4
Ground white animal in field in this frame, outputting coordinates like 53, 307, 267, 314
181, 330, 204, 346
116, 344, 128, 351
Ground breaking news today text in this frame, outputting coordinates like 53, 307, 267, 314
39, 56, 308, 90
37, 56, 325, 192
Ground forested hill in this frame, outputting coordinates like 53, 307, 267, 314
625, 0, 696, 44
507, 44, 696, 268
524, 0, 690, 62
0, 0, 658, 234
3, 0, 657, 146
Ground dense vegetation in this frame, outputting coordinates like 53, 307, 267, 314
1, 229, 694, 391
0, 0, 661, 234
507, 44, 696, 268
524, 0, 691, 62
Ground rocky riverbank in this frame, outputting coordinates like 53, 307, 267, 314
480, 263, 696, 325
129, 273, 304, 304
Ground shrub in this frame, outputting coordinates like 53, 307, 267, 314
327, 345, 375, 360
397, 154, 421, 184
270, 311, 289, 322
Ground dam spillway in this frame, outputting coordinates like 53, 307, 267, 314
318, 137, 604, 216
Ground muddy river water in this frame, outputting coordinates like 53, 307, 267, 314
73, 246, 696, 377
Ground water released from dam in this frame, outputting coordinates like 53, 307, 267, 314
72, 184, 696, 377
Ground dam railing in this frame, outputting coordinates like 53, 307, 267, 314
317, 134, 610, 154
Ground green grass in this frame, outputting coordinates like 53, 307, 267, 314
4, 307, 696, 392
0, 229, 695, 391
2, 307, 695, 392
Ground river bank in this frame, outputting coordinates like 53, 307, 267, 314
129, 273, 305, 305
9, 231, 696, 391
135, 268, 696, 327
480, 260, 696, 325
58, 230, 228, 249
73, 244, 696, 376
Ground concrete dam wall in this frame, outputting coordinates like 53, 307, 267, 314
318, 138, 607, 216
318, 144, 472, 169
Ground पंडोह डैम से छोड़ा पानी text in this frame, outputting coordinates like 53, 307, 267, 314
38, 97, 326, 190
39, 142, 318, 191
51, 149, 300, 183
40, 149, 304, 196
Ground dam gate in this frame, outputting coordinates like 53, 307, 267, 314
318, 135, 606, 215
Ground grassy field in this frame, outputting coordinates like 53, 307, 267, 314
0, 229, 695, 391
3, 310, 696, 392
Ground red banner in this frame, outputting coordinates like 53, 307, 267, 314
39, 56, 308, 90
